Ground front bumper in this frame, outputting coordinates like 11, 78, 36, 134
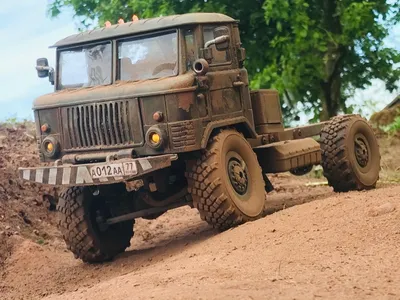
19, 154, 177, 187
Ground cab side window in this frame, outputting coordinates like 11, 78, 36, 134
184, 29, 196, 70
203, 25, 231, 65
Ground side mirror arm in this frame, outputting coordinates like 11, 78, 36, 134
36, 65, 55, 85
35, 66, 53, 72
204, 35, 230, 48
49, 69, 55, 86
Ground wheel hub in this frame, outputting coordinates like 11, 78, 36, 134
228, 158, 248, 195
355, 136, 369, 168
96, 210, 109, 232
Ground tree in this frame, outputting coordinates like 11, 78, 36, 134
49, 0, 400, 121
262, 0, 400, 120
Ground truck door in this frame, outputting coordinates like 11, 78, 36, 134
203, 25, 243, 120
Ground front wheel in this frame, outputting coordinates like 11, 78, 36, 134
320, 115, 380, 192
57, 185, 134, 263
186, 130, 266, 230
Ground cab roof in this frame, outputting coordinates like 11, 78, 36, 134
51, 13, 236, 48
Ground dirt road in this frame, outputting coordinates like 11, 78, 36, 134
1, 124, 399, 300
1, 179, 399, 300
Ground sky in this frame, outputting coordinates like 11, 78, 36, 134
0, 1, 76, 120
0, 1, 399, 121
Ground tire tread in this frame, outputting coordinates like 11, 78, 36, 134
57, 187, 134, 263
186, 130, 264, 230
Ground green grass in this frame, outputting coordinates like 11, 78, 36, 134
0, 119, 35, 132
383, 116, 400, 134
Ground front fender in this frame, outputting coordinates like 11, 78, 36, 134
201, 117, 257, 148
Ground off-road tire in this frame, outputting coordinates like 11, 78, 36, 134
57, 186, 134, 263
186, 130, 265, 230
320, 114, 380, 192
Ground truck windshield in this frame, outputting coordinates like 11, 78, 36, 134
58, 43, 112, 89
118, 31, 178, 81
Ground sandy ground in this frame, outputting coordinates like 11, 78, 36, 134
0, 123, 399, 300
1, 179, 400, 300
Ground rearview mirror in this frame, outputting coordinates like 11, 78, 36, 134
36, 58, 55, 85
36, 58, 50, 78
213, 26, 230, 51
204, 26, 230, 51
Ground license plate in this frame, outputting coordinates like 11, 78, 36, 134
90, 162, 138, 179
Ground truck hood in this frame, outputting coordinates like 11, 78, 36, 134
33, 73, 196, 109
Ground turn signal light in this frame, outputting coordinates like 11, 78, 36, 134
153, 111, 163, 122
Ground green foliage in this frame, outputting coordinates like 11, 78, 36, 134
305, 166, 324, 179
4, 116, 18, 124
263, 0, 400, 121
0, 115, 19, 129
383, 115, 400, 133
48, 0, 400, 122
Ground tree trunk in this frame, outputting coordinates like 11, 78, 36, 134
320, 75, 341, 121
319, 0, 343, 121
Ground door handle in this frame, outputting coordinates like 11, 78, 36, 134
233, 81, 245, 87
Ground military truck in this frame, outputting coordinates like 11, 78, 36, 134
20, 13, 380, 263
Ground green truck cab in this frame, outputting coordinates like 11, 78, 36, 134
20, 13, 381, 263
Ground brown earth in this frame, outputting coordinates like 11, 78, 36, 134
370, 102, 399, 128
0, 124, 59, 270
0, 123, 399, 300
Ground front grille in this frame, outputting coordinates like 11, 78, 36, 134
170, 121, 196, 149
63, 101, 135, 149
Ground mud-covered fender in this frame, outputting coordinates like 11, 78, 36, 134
201, 117, 257, 148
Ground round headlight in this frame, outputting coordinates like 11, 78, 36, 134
46, 141, 54, 152
150, 132, 161, 144
41, 136, 60, 158
146, 127, 165, 149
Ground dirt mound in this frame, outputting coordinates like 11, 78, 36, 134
377, 134, 400, 183
0, 123, 59, 267
0, 121, 399, 299
0, 173, 334, 300
370, 103, 400, 127
47, 185, 400, 300
1, 184, 399, 300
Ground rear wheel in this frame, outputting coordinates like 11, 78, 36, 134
320, 115, 380, 192
186, 130, 265, 230
57, 185, 134, 263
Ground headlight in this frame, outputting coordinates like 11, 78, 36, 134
41, 136, 60, 158
149, 132, 161, 144
146, 127, 165, 149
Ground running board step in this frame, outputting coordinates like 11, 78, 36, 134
254, 138, 321, 173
